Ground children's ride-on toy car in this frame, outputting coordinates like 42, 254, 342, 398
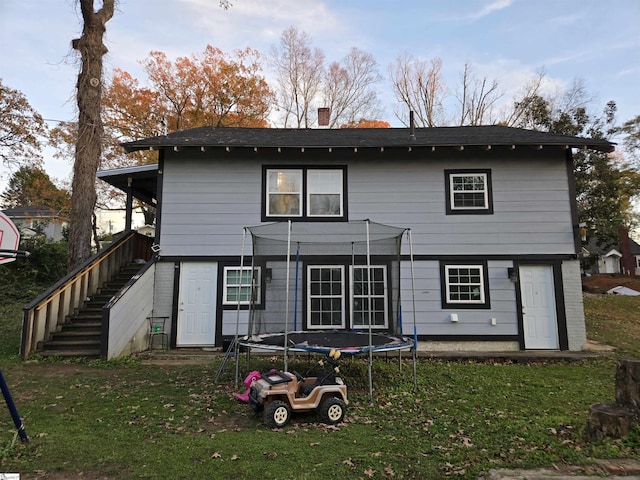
247, 349, 347, 428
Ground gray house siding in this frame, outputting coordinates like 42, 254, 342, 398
399, 260, 518, 336
152, 146, 582, 350
158, 149, 574, 257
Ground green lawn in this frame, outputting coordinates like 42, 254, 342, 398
0, 294, 638, 479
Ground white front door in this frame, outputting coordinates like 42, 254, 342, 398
177, 262, 217, 346
519, 265, 559, 350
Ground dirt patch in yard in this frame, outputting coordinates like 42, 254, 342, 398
582, 273, 640, 294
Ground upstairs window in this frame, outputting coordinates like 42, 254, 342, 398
445, 169, 493, 214
264, 166, 346, 220
266, 169, 302, 217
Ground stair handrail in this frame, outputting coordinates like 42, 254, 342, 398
20, 231, 153, 359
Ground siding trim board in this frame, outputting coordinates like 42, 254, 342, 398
566, 150, 582, 256
170, 261, 181, 348
157, 254, 579, 264
154, 150, 165, 244
417, 334, 518, 341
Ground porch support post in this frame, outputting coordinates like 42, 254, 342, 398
125, 176, 133, 232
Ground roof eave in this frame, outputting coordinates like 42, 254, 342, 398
122, 141, 614, 154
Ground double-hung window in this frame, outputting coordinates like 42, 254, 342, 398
223, 266, 261, 306
441, 262, 490, 309
445, 169, 493, 214
306, 264, 388, 329
351, 266, 388, 328
307, 266, 345, 328
264, 167, 346, 220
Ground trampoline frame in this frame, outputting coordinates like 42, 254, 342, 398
232, 220, 419, 398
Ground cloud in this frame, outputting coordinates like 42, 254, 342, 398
176, 0, 344, 51
470, 0, 513, 21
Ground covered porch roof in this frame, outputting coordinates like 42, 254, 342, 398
97, 164, 159, 207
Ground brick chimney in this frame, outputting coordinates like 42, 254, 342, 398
619, 226, 636, 277
318, 108, 330, 127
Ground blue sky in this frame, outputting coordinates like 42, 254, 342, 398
0, 0, 639, 187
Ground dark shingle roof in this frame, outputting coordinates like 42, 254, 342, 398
2, 205, 68, 220
122, 125, 614, 153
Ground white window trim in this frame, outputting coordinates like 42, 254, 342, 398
444, 264, 486, 304
223, 266, 261, 306
307, 265, 346, 329
265, 167, 345, 219
266, 169, 303, 217
350, 265, 388, 329
449, 172, 489, 210
306, 169, 344, 217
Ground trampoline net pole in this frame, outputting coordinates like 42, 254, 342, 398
284, 220, 292, 372
366, 220, 373, 402
234, 227, 248, 387
408, 229, 418, 391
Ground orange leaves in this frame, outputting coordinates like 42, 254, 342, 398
136, 45, 273, 131
341, 119, 391, 129
0, 79, 46, 168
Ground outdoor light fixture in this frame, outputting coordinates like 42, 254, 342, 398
265, 268, 272, 283
508, 267, 518, 283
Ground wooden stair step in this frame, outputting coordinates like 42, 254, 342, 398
38, 349, 101, 358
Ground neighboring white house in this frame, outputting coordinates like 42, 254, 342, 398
2, 205, 68, 242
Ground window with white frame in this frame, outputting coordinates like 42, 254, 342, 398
441, 263, 489, 308
223, 266, 261, 305
445, 169, 493, 214
307, 266, 345, 328
264, 167, 345, 219
266, 169, 302, 217
307, 169, 343, 217
351, 265, 387, 328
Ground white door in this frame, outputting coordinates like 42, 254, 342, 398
177, 262, 217, 346
519, 265, 559, 350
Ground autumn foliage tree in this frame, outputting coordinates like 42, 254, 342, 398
0, 166, 71, 213
341, 119, 390, 128
0, 78, 46, 169
140, 46, 273, 131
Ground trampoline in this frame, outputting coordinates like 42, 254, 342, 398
229, 220, 419, 397
239, 330, 414, 355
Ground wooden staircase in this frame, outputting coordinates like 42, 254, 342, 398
36, 262, 145, 359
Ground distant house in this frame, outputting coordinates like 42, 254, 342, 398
2, 205, 68, 242
582, 232, 640, 276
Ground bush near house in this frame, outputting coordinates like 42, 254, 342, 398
0, 235, 68, 302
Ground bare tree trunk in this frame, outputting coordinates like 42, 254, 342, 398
67, 0, 115, 271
